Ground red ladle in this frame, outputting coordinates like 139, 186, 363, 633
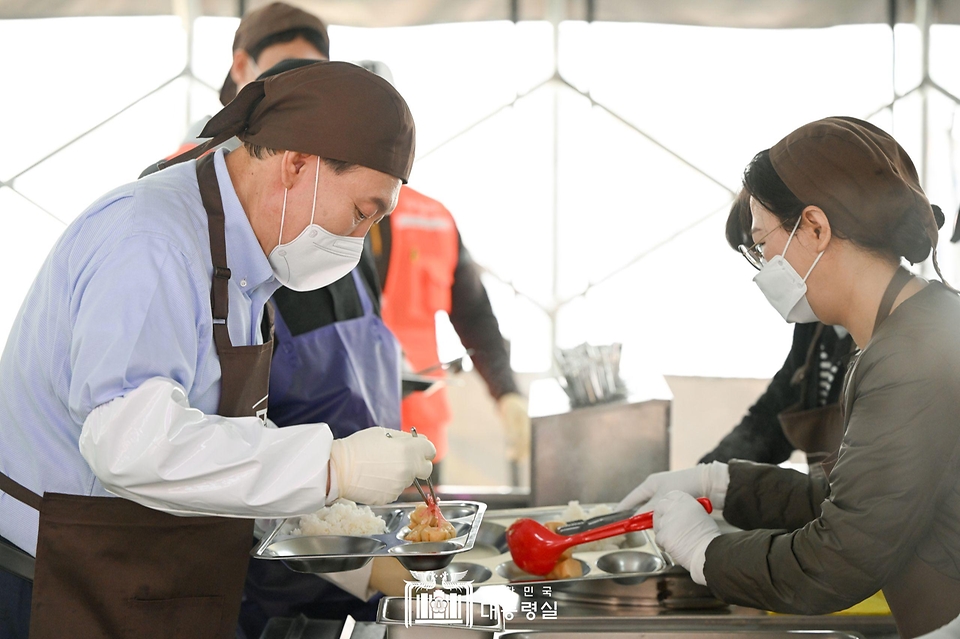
506, 497, 713, 576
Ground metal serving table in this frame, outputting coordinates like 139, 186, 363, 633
469, 583, 897, 639
498, 601, 897, 637
372, 588, 897, 639
501, 633, 869, 639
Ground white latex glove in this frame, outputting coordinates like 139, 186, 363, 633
498, 393, 531, 462
653, 491, 721, 586
919, 613, 960, 639
329, 428, 436, 505
617, 462, 729, 512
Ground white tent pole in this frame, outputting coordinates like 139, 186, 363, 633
547, 0, 564, 358
916, 0, 934, 277
6, 74, 185, 185
173, 0, 201, 133
918, 0, 931, 192
889, 0, 897, 134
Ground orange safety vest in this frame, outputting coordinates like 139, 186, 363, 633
381, 186, 460, 460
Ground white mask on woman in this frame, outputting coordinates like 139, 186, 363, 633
268, 157, 365, 291
753, 215, 824, 323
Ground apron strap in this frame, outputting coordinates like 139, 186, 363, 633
351, 268, 374, 315
874, 267, 915, 334
790, 323, 826, 407
0, 471, 42, 511
196, 154, 235, 352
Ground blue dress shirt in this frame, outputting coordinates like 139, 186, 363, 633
0, 149, 281, 554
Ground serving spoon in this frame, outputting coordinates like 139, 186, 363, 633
506, 497, 713, 576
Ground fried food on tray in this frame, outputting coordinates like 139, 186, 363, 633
404, 501, 456, 542
546, 553, 583, 580
541, 521, 583, 579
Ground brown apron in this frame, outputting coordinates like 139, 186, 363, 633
843, 268, 960, 638
0, 153, 274, 639
777, 323, 847, 478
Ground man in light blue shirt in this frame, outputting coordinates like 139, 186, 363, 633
0, 61, 432, 638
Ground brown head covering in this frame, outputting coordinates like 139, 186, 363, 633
769, 116, 938, 256
220, 2, 330, 106
162, 61, 415, 183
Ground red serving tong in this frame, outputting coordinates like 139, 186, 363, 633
506, 497, 713, 576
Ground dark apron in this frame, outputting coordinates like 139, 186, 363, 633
241, 269, 401, 637
843, 268, 960, 638
267, 268, 402, 435
0, 154, 273, 639
777, 323, 846, 477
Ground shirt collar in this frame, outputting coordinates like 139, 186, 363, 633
213, 148, 278, 295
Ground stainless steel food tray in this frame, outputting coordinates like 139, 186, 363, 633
251, 500, 486, 573
438, 504, 675, 588
502, 633, 865, 638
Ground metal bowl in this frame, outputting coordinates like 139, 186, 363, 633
436, 562, 493, 586
388, 541, 460, 571
471, 521, 508, 554
495, 559, 591, 582
596, 551, 665, 585
379, 508, 406, 533
438, 505, 479, 520
262, 535, 386, 573
397, 521, 471, 542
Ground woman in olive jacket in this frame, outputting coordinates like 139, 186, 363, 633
619, 117, 960, 638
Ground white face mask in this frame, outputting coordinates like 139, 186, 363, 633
753, 216, 825, 324
268, 157, 365, 292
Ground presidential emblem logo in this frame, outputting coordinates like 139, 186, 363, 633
403, 569, 475, 627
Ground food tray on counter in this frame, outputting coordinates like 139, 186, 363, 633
433, 503, 675, 589
251, 500, 486, 573
501, 633, 865, 638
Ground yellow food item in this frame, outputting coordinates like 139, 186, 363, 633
404, 502, 456, 542
538, 521, 583, 579
546, 556, 583, 580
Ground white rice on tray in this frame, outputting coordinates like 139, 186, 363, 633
558, 500, 623, 552
293, 500, 387, 536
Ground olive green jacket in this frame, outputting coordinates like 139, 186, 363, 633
704, 283, 960, 638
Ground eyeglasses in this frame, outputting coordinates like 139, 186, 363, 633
737, 217, 798, 271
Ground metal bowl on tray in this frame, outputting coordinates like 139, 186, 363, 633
496, 558, 591, 582
260, 535, 386, 573
388, 541, 462, 571
596, 551, 664, 586
437, 562, 493, 586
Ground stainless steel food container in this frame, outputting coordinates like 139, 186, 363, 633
528, 376, 671, 506
427, 504, 675, 591
251, 501, 486, 573
501, 633, 865, 639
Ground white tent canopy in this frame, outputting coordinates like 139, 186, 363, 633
1, 0, 959, 379
3, 0, 960, 27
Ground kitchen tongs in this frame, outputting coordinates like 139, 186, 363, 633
410, 428, 439, 507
